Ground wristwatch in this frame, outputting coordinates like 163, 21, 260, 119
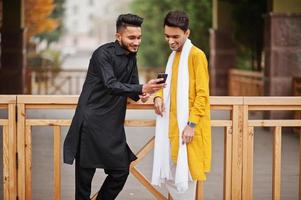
187, 121, 196, 128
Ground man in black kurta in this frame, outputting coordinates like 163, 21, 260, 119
63, 14, 163, 200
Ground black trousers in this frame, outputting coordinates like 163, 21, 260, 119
75, 159, 129, 200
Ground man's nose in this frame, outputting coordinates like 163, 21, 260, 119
133, 39, 141, 46
168, 39, 174, 45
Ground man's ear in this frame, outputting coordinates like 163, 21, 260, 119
185, 29, 190, 38
115, 32, 121, 42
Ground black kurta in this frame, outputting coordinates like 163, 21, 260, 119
63, 41, 142, 169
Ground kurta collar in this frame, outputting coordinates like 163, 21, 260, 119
114, 40, 129, 56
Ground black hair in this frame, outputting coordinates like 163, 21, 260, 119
164, 10, 189, 32
116, 13, 144, 32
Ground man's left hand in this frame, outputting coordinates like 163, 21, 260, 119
139, 93, 150, 103
182, 125, 195, 144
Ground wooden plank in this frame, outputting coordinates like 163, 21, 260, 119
0, 95, 16, 104
26, 105, 77, 109
244, 97, 301, 106
125, 120, 156, 127
17, 103, 26, 200
0, 105, 8, 109
127, 103, 154, 109
17, 95, 79, 104
210, 105, 233, 111
272, 127, 282, 200
231, 105, 243, 200
26, 119, 156, 127
242, 105, 248, 200
249, 120, 301, 127
25, 125, 32, 200
242, 127, 254, 200
223, 126, 232, 200
8, 103, 17, 200
210, 97, 244, 105
3, 125, 10, 200
211, 120, 232, 127
53, 126, 61, 200
130, 167, 167, 200
229, 69, 263, 78
195, 181, 203, 200
0, 119, 8, 126
26, 119, 71, 126
131, 137, 154, 167
248, 105, 301, 111
242, 105, 254, 200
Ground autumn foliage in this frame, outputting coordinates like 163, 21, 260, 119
25, 0, 59, 40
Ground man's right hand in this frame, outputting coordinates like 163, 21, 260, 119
154, 97, 165, 117
142, 79, 165, 94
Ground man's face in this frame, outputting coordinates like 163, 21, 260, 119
164, 25, 190, 52
116, 26, 142, 53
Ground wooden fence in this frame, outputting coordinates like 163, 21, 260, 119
1, 96, 301, 200
27, 69, 87, 95
0, 96, 17, 200
228, 69, 264, 96
27, 68, 165, 95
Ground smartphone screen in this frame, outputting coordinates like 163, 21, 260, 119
157, 73, 168, 84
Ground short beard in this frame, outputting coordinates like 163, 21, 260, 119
120, 40, 138, 54
120, 40, 132, 53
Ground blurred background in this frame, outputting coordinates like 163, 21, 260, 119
0, 0, 300, 97
0, 0, 301, 200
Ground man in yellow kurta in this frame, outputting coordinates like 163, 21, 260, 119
153, 11, 211, 199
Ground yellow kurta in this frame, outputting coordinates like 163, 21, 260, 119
156, 46, 211, 180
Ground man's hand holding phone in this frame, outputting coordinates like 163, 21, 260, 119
156, 73, 168, 84
142, 74, 167, 94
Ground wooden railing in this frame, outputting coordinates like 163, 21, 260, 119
0, 96, 17, 200
27, 68, 165, 95
1, 96, 301, 200
229, 69, 264, 96
27, 69, 87, 95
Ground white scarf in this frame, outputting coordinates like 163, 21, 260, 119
151, 39, 193, 192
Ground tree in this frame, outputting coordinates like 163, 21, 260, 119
130, 0, 212, 68
25, 0, 59, 41
36, 0, 66, 45
222, 0, 267, 71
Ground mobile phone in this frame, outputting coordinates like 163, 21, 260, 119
157, 73, 168, 84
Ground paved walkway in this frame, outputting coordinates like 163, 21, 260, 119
0, 109, 299, 199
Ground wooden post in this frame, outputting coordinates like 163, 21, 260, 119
25, 125, 32, 200
17, 102, 26, 200
8, 103, 17, 200
3, 125, 10, 200
272, 127, 282, 200
223, 126, 232, 200
231, 105, 243, 199
54, 126, 61, 200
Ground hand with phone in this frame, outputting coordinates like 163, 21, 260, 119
157, 73, 168, 84
142, 76, 166, 94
